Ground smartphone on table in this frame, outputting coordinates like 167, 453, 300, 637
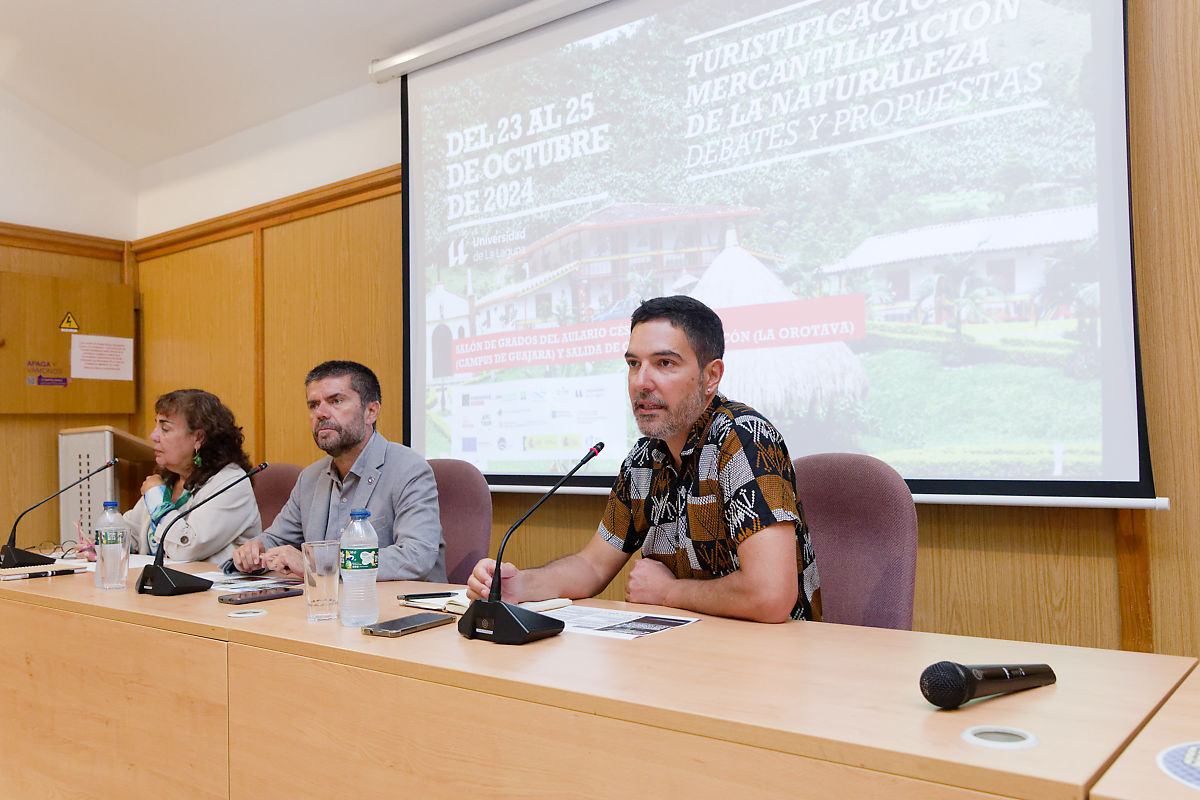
361, 612, 455, 637
217, 586, 304, 604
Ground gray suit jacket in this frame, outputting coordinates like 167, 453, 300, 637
256, 432, 446, 581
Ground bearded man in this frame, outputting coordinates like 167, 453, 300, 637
232, 360, 445, 582
467, 296, 820, 622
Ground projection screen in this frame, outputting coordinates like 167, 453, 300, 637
406, 0, 1155, 505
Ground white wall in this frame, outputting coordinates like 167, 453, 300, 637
136, 82, 401, 239
0, 87, 137, 239
0, 80, 401, 241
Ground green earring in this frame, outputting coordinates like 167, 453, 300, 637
193, 450, 202, 467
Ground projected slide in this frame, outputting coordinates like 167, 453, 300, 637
409, 0, 1142, 490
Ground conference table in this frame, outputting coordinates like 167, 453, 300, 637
0, 565, 1194, 800
1091, 666, 1200, 800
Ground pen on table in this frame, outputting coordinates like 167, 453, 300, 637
398, 591, 456, 601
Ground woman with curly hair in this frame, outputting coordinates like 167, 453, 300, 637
122, 389, 262, 564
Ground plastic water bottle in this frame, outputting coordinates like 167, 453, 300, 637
93, 501, 130, 590
339, 507, 379, 626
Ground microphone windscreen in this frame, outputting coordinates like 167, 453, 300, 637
919, 661, 971, 710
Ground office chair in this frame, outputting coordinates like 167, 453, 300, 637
251, 462, 304, 529
428, 458, 493, 584
792, 453, 918, 630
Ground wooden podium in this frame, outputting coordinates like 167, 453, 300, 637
57, 426, 154, 544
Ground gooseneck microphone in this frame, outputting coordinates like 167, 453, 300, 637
1, 458, 119, 569
136, 463, 268, 596
920, 661, 1056, 710
459, 442, 604, 645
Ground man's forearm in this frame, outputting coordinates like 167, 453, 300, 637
515, 553, 615, 601
663, 570, 798, 623
518, 553, 604, 599
489, 532, 629, 603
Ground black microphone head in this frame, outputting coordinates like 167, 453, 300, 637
255, 462, 269, 473
920, 661, 973, 710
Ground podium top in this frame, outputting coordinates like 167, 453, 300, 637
58, 425, 154, 462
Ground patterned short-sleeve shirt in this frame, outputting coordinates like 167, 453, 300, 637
598, 395, 821, 621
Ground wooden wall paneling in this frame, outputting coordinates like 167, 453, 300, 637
122, 240, 138, 287
913, 504, 1120, 648
124, 241, 143, 427
0, 244, 122, 283
0, 229, 131, 547
253, 228, 265, 460
136, 234, 258, 456
262, 193, 405, 468
133, 165, 403, 261
1116, 508, 1153, 653
1126, 1, 1200, 658
0, 271, 135, 414
0, 222, 124, 264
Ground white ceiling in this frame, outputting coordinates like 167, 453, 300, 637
0, 0, 533, 167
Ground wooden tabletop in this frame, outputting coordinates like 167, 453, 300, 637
1, 565, 1193, 800
1092, 666, 1200, 799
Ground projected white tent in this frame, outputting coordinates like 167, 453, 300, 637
690, 231, 867, 413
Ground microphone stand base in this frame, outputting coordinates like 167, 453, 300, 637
136, 564, 213, 596
0, 544, 58, 569
457, 599, 565, 645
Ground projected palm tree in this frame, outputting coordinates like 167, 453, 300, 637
914, 244, 999, 343
1037, 244, 1100, 349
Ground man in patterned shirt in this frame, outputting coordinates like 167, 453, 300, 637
467, 296, 821, 622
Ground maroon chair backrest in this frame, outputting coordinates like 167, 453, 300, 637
428, 458, 493, 585
792, 453, 917, 630
251, 462, 304, 530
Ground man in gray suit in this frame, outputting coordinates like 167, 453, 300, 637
231, 360, 446, 581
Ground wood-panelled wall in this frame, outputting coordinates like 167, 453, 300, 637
1127, 3, 1200, 657
0, 225, 131, 549
262, 195, 405, 466
130, 168, 406, 471
138, 235, 257, 445
4, 1, 1192, 654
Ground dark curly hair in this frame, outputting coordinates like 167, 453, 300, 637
154, 389, 253, 491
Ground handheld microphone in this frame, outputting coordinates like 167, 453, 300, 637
458, 442, 604, 645
136, 462, 268, 596
920, 661, 1056, 710
1, 458, 119, 569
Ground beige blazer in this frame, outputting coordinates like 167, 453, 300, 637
123, 462, 263, 565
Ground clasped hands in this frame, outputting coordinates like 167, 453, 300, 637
465, 555, 676, 606
231, 540, 304, 576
